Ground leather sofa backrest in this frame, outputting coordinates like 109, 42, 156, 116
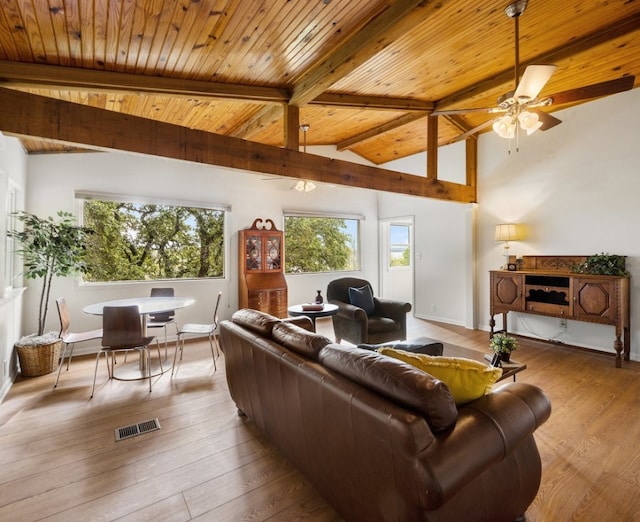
231, 308, 280, 338
272, 321, 332, 360
319, 344, 458, 432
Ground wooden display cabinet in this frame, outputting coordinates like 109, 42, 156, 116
239, 218, 288, 318
490, 255, 630, 367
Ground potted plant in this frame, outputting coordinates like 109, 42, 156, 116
9, 211, 90, 376
490, 333, 519, 362
571, 253, 628, 276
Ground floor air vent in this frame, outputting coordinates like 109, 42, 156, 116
115, 418, 161, 441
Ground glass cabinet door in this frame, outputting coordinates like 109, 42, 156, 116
245, 234, 262, 271
265, 235, 281, 271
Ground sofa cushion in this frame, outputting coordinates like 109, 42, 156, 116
378, 348, 503, 406
231, 309, 280, 338
319, 344, 457, 432
272, 321, 332, 360
348, 285, 375, 316
358, 337, 444, 356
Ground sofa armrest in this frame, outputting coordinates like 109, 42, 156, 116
281, 315, 315, 332
421, 382, 551, 508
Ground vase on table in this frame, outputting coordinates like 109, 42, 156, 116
314, 290, 323, 304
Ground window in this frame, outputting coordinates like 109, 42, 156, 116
284, 213, 361, 273
389, 224, 411, 268
78, 194, 226, 282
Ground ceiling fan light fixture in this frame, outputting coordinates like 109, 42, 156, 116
493, 115, 516, 139
294, 180, 316, 192
518, 110, 542, 134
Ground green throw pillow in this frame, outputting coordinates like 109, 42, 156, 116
378, 348, 503, 406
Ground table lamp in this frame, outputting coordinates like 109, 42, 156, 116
495, 223, 520, 268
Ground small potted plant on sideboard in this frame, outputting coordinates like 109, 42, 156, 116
9, 211, 90, 376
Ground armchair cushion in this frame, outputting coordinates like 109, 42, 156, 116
348, 285, 375, 316
378, 348, 503, 406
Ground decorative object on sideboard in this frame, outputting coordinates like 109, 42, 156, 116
495, 223, 520, 269
490, 333, 519, 362
571, 253, 628, 276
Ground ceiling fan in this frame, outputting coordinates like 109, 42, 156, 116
434, 0, 635, 147
262, 124, 318, 191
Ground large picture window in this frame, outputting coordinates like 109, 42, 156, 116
79, 195, 225, 282
284, 213, 360, 274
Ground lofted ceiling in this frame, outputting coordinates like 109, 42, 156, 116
0, 0, 638, 167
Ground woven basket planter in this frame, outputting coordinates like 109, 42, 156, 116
16, 339, 62, 377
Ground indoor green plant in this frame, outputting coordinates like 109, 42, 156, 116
490, 333, 519, 362
571, 253, 628, 276
9, 211, 90, 375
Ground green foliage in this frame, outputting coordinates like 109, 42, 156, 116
82, 201, 224, 282
9, 211, 90, 336
490, 333, 519, 354
284, 217, 355, 273
390, 247, 410, 267
571, 253, 628, 276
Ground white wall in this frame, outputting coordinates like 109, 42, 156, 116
378, 140, 476, 328
476, 88, 640, 360
0, 133, 27, 399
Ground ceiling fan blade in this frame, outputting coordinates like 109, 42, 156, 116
514, 65, 558, 102
432, 107, 494, 116
547, 75, 635, 106
530, 109, 562, 131
447, 118, 499, 144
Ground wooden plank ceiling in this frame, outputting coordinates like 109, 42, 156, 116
0, 0, 638, 178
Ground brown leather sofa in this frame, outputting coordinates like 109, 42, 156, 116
220, 309, 551, 522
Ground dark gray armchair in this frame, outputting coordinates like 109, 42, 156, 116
326, 277, 412, 345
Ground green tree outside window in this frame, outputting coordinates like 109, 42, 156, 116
82, 200, 224, 282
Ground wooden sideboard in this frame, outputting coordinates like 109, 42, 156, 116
238, 218, 288, 318
490, 255, 630, 367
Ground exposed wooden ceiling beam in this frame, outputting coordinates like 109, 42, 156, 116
228, 105, 284, 139
0, 87, 475, 203
435, 13, 640, 112
313, 93, 433, 111
289, 0, 452, 107
0, 61, 289, 103
0, 60, 435, 112
336, 112, 427, 150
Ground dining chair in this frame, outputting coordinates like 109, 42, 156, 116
172, 291, 222, 375
148, 287, 178, 359
90, 305, 162, 398
54, 297, 103, 388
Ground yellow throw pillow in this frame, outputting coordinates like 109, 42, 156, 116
378, 348, 503, 406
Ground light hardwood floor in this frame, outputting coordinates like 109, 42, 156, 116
1, 316, 639, 521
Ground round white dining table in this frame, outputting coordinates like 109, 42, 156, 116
83, 296, 195, 328
83, 296, 195, 379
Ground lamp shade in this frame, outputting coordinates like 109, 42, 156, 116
494, 223, 519, 242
